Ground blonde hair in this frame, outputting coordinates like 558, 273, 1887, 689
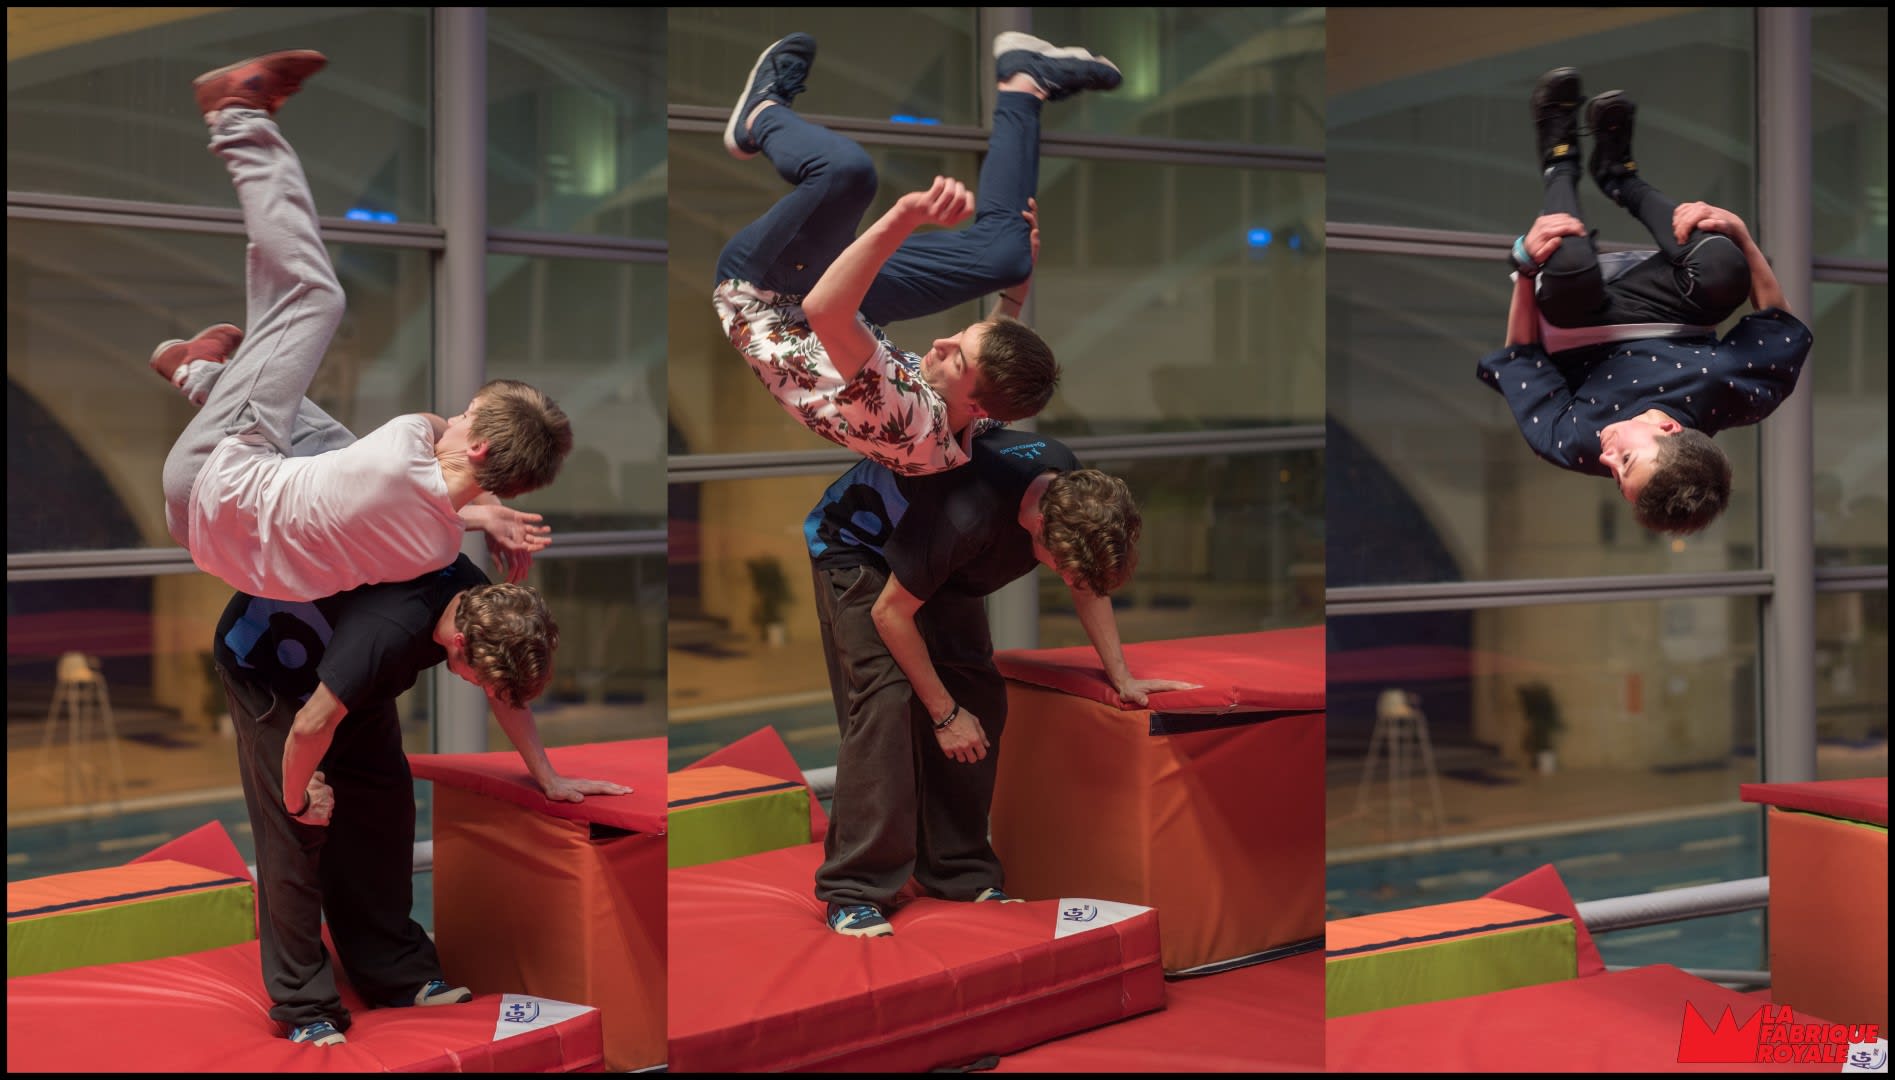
1039, 469, 1141, 597
454, 583, 559, 708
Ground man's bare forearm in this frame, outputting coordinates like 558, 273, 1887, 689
1740, 233, 1788, 314
871, 601, 955, 721
491, 697, 559, 791
803, 208, 918, 379
281, 685, 346, 811
1505, 274, 1541, 348
1071, 587, 1134, 690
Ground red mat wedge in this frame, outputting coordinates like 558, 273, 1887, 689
668, 842, 1165, 1072
5, 939, 603, 1072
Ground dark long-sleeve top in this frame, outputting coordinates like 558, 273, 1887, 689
1475, 308, 1813, 477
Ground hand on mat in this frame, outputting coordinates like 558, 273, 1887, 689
935, 709, 991, 765
1525, 213, 1586, 265
540, 774, 633, 802
474, 504, 552, 583
1672, 201, 1750, 247
898, 176, 975, 230
1113, 678, 1202, 709
290, 770, 335, 826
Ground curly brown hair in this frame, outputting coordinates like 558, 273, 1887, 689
470, 379, 573, 498
1634, 429, 1731, 536
1038, 469, 1141, 597
454, 583, 559, 708
972, 317, 1060, 421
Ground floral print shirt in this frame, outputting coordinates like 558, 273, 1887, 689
715, 278, 981, 476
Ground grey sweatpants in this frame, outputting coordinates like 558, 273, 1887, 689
161, 109, 356, 547
810, 562, 1011, 911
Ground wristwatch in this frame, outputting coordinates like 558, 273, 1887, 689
1508, 234, 1542, 279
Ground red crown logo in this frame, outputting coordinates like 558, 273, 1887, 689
1677, 1003, 1765, 1063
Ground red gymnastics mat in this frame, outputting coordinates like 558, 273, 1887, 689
1327, 965, 1849, 1073
992, 950, 1324, 1073
993, 626, 1325, 716
1741, 776, 1887, 825
4, 939, 603, 1072
990, 627, 1324, 972
667, 842, 1165, 1072
411, 739, 667, 1070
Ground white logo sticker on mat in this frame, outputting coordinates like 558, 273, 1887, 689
1842, 1039, 1888, 1073
494, 994, 595, 1042
1053, 898, 1150, 940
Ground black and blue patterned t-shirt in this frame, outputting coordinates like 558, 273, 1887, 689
805, 428, 1078, 601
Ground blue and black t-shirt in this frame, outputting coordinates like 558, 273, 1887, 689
213, 555, 487, 711
804, 429, 1079, 602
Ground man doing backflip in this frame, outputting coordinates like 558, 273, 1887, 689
1477, 68, 1813, 535
715, 31, 1123, 475
158, 51, 569, 602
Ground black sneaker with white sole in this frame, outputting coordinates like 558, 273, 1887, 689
724, 33, 817, 160
994, 31, 1121, 102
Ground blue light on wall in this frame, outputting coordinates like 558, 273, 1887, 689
889, 114, 941, 125
346, 207, 399, 224
1247, 228, 1273, 248
1289, 233, 1302, 251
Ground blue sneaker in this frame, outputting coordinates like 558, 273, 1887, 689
974, 887, 1024, 904
826, 902, 893, 938
288, 1019, 346, 1047
399, 978, 473, 1007
725, 33, 817, 160
994, 32, 1121, 102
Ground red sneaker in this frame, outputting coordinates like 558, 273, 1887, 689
150, 323, 244, 384
192, 50, 327, 116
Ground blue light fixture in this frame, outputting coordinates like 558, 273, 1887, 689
889, 114, 941, 126
1247, 228, 1273, 248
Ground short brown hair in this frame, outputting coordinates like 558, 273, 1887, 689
454, 583, 559, 708
1635, 429, 1731, 536
972, 317, 1060, 421
1039, 469, 1141, 597
470, 379, 573, 498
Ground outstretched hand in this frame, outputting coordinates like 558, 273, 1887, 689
1672, 201, 1751, 246
898, 176, 975, 230
1113, 678, 1202, 709
473, 504, 551, 583
541, 775, 632, 803
1525, 213, 1586, 265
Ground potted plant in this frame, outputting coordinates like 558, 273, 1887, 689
1518, 681, 1565, 775
746, 556, 791, 647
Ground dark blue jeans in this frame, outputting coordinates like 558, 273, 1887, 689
716, 92, 1042, 327
1535, 162, 1750, 329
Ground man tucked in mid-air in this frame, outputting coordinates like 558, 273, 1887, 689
158, 50, 567, 603
714, 30, 1122, 475
1477, 67, 1813, 535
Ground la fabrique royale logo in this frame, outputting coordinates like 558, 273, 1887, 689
1677, 1002, 1883, 1066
